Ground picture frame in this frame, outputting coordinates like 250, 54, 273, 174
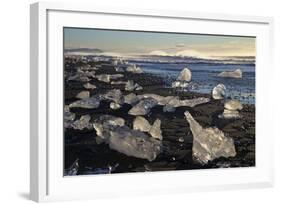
30, 1, 274, 202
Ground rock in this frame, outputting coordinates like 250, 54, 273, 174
71, 115, 93, 130
128, 98, 158, 116
125, 80, 143, 91
124, 93, 139, 105
177, 68, 192, 82
133, 116, 151, 132
126, 64, 143, 73
149, 119, 162, 140
101, 89, 124, 104
218, 69, 242, 78
212, 84, 226, 99
184, 111, 236, 165
69, 95, 100, 109
171, 81, 189, 88
76, 91, 90, 99
83, 82, 96, 89
110, 102, 121, 110
93, 115, 125, 142
109, 126, 161, 161
224, 100, 243, 111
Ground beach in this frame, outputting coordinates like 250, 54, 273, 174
64, 57, 255, 175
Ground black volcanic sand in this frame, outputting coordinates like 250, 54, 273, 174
64, 59, 255, 175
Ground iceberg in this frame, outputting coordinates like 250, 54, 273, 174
218, 69, 242, 78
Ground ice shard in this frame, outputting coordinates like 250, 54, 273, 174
184, 111, 236, 165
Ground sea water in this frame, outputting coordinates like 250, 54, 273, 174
128, 56, 255, 105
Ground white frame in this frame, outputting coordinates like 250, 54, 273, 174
30, 2, 274, 202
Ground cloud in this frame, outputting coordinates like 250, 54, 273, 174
149, 50, 169, 56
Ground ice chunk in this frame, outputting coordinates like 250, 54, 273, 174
138, 93, 209, 108
125, 80, 143, 91
110, 102, 121, 110
124, 93, 139, 105
221, 109, 241, 119
177, 97, 210, 107
133, 117, 163, 140
184, 111, 236, 165
128, 98, 158, 116
149, 119, 162, 140
64, 105, 75, 128
218, 69, 242, 78
171, 81, 189, 88
71, 115, 93, 130
67, 74, 90, 82
64, 159, 79, 176
138, 94, 174, 106
76, 91, 90, 99
114, 67, 124, 72
133, 116, 152, 132
101, 89, 124, 104
93, 115, 125, 142
83, 82, 96, 89
69, 95, 100, 109
177, 68, 192, 82
126, 64, 143, 73
95, 74, 124, 83
95, 74, 110, 83
109, 126, 161, 161
224, 100, 243, 111
212, 84, 226, 100
220, 100, 243, 119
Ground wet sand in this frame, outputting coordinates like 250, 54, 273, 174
64, 59, 255, 175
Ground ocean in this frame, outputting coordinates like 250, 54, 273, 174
127, 55, 255, 105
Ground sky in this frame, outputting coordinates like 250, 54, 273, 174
64, 27, 255, 58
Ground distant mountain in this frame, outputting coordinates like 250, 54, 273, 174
65, 48, 103, 53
